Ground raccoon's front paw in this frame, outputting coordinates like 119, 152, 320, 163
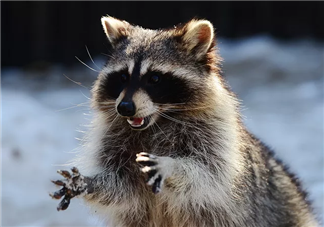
50, 167, 88, 211
136, 152, 175, 194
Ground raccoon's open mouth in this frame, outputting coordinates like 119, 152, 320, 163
126, 115, 152, 130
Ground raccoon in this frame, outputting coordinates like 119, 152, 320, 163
50, 16, 319, 227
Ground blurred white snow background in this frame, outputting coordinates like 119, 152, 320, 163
1, 36, 323, 226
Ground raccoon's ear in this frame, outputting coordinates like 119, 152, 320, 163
101, 16, 131, 46
177, 19, 215, 59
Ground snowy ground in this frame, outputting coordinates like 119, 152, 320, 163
1, 36, 323, 226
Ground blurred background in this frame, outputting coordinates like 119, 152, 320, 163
1, 1, 323, 226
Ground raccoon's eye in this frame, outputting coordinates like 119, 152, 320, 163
120, 74, 128, 83
148, 75, 160, 84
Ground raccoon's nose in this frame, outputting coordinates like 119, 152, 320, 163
117, 101, 136, 116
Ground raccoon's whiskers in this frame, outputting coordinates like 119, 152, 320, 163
75, 56, 101, 73
63, 74, 90, 90
79, 90, 91, 100
98, 101, 116, 106
85, 45, 102, 71
101, 53, 116, 60
115, 147, 132, 175
104, 110, 118, 118
103, 113, 119, 136
155, 110, 187, 125
153, 121, 172, 144
159, 104, 213, 113
150, 121, 158, 135
55, 102, 90, 112
154, 102, 186, 106
97, 101, 116, 111
159, 108, 184, 113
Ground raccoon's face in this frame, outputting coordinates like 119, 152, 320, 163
92, 16, 219, 130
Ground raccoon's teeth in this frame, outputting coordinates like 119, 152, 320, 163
127, 117, 144, 127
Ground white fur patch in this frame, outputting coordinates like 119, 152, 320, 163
132, 89, 155, 118
101, 64, 127, 76
128, 59, 135, 76
140, 59, 201, 83
140, 59, 150, 76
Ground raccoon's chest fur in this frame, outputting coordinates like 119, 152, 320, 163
86, 121, 317, 227
99, 120, 208, 175
93, 122, 245, 227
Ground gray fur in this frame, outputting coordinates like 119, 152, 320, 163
70, 16, 319, 227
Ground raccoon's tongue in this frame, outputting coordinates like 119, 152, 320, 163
127, 117, 144, 127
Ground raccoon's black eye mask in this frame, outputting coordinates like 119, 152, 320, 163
143, 72, 191, 105
101, 69, 191, 105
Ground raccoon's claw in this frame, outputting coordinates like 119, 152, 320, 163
151, 175, 162, 194
136, 152, 158, 167
50, 167, 88, 211
136, 152, 167, 194
57, 170, 72, 179
49, 188, 66, 199
57, 196, 71, 211
51, 180, 65, 187
71, 166, 80, 175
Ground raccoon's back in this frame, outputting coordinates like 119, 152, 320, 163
236, 131, 319, 227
